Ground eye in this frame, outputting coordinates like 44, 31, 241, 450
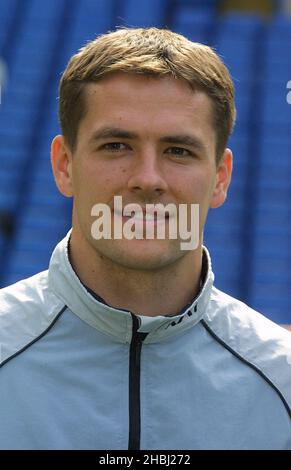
101, 142, 129, 152
165, 147, 193, 157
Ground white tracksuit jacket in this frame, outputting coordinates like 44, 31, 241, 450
0, 232, 290, 449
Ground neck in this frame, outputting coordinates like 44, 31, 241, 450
69, 229, 203, 317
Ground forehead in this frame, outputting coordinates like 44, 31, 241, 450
79, 73, 216, 145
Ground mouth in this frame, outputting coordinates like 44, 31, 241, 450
114, 210, 170, 224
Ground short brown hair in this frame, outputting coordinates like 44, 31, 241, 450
59, 27, 236, 162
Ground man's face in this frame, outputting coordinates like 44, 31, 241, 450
53, 73, 232, 271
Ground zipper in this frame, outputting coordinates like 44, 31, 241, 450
128, 313, 148, 450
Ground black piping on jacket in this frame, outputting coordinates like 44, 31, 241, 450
128, 313, 148, 450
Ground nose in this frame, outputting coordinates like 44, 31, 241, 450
127, 148, 168, 199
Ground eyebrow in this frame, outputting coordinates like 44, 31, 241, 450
89, 127, 138, 143
89, 127, 207, 153
160, 134, 206, 153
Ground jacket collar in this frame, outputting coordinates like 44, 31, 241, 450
48, 230, 214, 343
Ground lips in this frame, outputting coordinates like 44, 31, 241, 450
114, 209, 170, 222
128, 212, 168, 222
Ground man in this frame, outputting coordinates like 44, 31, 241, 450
0, 28, 290, 450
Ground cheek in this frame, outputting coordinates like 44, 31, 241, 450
176, 175, 208, 202
76, 162, 129, 204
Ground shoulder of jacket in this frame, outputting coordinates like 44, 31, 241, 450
0, 271, 66, 367
203, 286, 291, 414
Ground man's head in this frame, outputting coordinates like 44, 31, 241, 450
59, 27, 236, 163
52, 28, 234, 274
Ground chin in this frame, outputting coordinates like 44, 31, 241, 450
94, 239, 184, 271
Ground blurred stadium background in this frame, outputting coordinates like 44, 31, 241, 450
0, 0, 291, 327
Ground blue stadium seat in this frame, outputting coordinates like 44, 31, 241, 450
171, 7, 214, 43
204, 127, 251, 301
4, 207, 71, 285
59, 0, 116, 68
248, 112, 291, 323
250, 258, 291, 324
0, 232, 5, 253
260, 88, 291, 126
118, 0, 168, 27
218, 12, 264, 35
263, 16, 291, 82
234, 81, 253, 124
269, 14, 291, 39
0, 0, 67, 220
0, 0, 17, 21
22, 0, 66, 20
172, 0, 217, 13
215, 13, 264, 81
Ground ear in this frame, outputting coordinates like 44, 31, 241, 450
51, 135, 74, 197
210, 148, 233, 209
